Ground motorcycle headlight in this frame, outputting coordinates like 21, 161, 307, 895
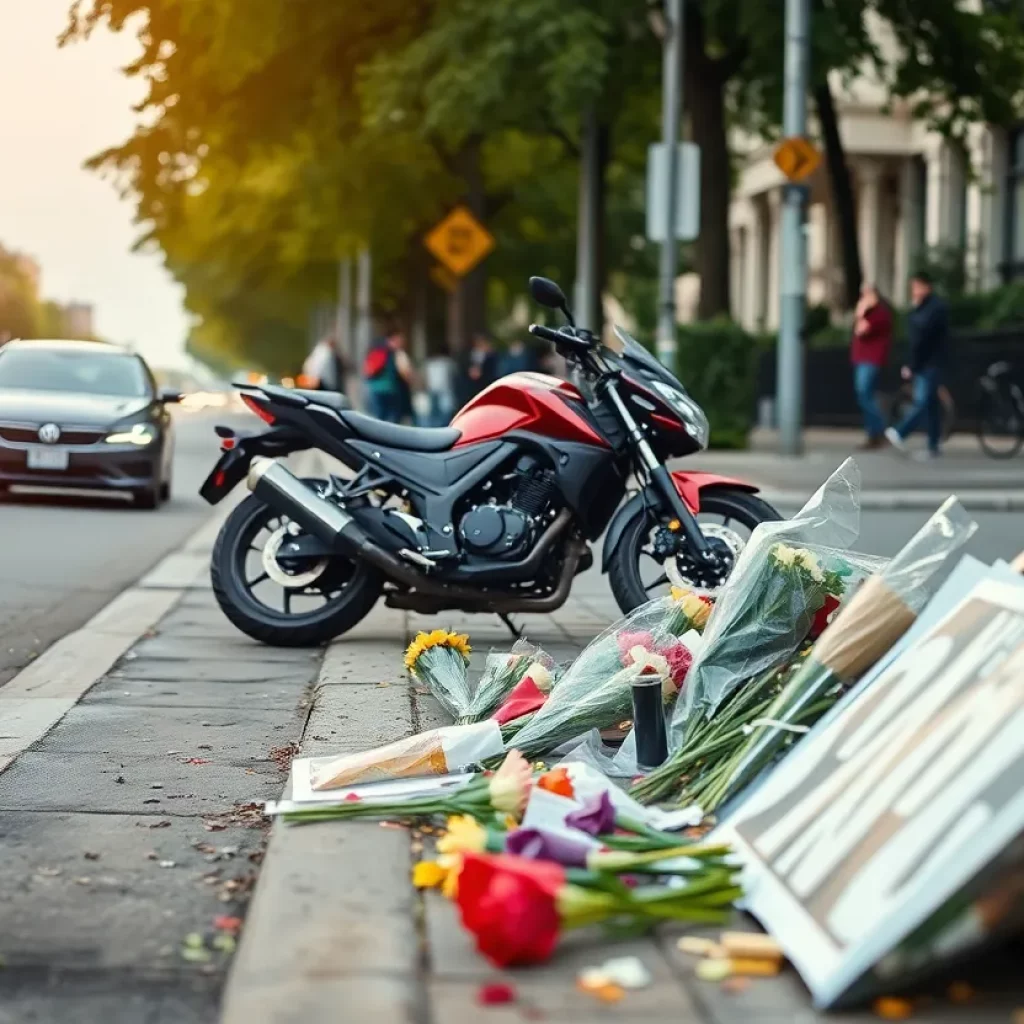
105, 422, 158, 446
650, 381, 710, 449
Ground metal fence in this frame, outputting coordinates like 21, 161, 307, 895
756, 327, 1024, 429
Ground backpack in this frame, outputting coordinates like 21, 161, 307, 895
363, 345, 390, 380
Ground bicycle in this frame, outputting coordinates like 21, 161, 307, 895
977, 361, 1024, 459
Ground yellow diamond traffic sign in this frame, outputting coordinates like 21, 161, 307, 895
773, 137, 822, 182
424, 205, 495, 278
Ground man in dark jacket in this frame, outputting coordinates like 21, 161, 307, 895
885, 271, 949, 459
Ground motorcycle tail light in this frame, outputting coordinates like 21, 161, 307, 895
220, 437, 237, 451
242, 394, 276, 424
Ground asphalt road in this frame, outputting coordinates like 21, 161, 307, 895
0, 407, 244, 687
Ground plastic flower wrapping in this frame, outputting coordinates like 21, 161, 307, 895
503, 587, 712, 759
460, 639, 556, 724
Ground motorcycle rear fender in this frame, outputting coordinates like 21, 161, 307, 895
600, 471, 759, 573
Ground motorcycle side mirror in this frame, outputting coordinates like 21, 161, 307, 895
529, 276, 575, 326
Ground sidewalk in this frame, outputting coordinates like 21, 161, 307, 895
222, 565, 1022, 1024
687, 428, 1024, 510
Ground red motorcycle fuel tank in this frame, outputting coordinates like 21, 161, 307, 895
450, 372, 610, 448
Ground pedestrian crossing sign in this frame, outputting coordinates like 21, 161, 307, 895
425, 206, 495, 278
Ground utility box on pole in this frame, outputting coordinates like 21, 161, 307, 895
646, 142, 701, 244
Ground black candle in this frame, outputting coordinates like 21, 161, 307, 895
632, 668, 668, 770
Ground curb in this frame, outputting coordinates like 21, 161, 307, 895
760, 489, 1024, 511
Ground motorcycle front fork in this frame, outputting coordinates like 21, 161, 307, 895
601, 381, 714, 565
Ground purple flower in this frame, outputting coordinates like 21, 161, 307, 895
564, 791, 616, 836
505, 827, 590, 868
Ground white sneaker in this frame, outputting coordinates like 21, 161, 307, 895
884, 427, 908, 454
913, 449, 941, 462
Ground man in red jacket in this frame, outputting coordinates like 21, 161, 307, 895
851, 283, 893, 449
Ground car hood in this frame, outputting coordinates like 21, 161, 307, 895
0, 390, 152, 427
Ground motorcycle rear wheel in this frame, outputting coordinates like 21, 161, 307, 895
607, 488, 781, 615
211, 491, 382, 647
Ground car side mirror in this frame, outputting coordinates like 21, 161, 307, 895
158, 387, 183, 404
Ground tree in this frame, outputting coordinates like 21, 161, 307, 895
0, 247, 42, 340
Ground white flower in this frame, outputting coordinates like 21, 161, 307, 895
771, 543, 798, 567
525, 662, 554, 694
797, 552, 825, 582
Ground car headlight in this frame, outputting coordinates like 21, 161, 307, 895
105, 422, 158, 446
649, 381, 710, 449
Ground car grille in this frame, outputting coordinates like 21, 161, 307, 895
0, 424, 105, 446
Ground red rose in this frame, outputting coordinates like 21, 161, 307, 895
809, 593, 841, 640
456, 854, 565, 967
661, 640, 693, 687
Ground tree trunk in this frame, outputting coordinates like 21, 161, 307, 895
814, 80, 861, 310
687, 59, 731, 320
458, 136, 488, 349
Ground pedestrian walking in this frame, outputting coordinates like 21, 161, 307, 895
424, 349, 456, 425
467, 332, 499, 395
885, 270, 949, 460
363, 326, 415, 423
850, 283, 892, 450
301, 334, 345, 393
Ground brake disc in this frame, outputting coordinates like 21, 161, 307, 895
261, 525, 329, 589
667, 522, 746, 592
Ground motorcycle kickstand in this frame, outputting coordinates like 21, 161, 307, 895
497, 613, 522, 641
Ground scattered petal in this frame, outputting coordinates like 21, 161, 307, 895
477, 982, 516, 1006
677, 936, 718, 956
696, 959, 732, 982
873, 996, 914, 1020
601, 956, 651, 990
158, 860, 176, 869
412, 861, 447, 889
577, 968, 610, 992
214, 916, 243, 935
344, 793, 361, 803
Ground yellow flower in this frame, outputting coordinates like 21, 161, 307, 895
488, 749, 533, 819
437, 814, 487, 855
412, 860, 448, 889
771, 543, 798, 567
404, 629, 472, 671
671, 587, 713, 631
440, 854, 462, 899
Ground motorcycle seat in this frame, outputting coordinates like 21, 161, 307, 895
259, 384, 351, 411
339, 411, 461, 452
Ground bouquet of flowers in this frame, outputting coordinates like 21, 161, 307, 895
502, 588, 710, 759
405, 629, 473, 720
460, 640, 555, 724
301, 720, 506, 790
282, 749, 534, 825
694, 496, 976, 812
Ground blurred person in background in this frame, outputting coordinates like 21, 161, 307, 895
497, 337, 537, 377
363, 325, 415, 423
424, 348, 456, 426
886, 270, 949, 460
301, 333, 346, 393
850, 282, 892, 450
466, 332, 499, 397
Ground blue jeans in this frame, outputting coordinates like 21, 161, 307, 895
853, 363, 884, 439
895, 366, 942, 453
367, 390, 402, 423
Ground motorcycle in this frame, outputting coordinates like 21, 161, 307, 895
199, 276, 779, 647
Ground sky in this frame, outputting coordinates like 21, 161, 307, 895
0, 1, 189, 369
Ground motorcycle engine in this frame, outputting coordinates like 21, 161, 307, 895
458, 457, 557, 561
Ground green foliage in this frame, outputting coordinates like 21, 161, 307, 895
0, 249, 41, 340
674, 319, 757, 450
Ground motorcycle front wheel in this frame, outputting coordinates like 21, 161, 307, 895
607, 488, 781, 615
211, 490, 382, 647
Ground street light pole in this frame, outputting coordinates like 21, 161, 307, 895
656, 0, 684, 367
777, 0, 810, 456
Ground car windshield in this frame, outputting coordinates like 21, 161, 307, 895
0, 348, 150, 398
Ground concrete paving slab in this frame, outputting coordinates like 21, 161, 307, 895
27, 702, 302, 760
318, 640, 408, 685
302, 683, 412, 756
0, 810, 264, 971
107, 655, 314, 685
87, 676, 302, 711
129, 634, 320, 664
223, 975, 418, 1024
0, 973, 221, 1024
0, 750, 284, 815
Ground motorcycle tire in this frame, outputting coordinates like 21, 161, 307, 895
211, 491, 382, 647
977, 389, 1024, 460
607, 487, 781, 615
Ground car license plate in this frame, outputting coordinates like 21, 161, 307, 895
27, 447, 70, 471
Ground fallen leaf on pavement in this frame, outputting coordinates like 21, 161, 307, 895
376, 681, 390, 687
84, 852, 100, 861
194, 843, 217, 855
202, 821, 228, 832
149, 820, 172, 829
214, 915, 243, 935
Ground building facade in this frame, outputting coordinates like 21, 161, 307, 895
726, 13, 1016, 332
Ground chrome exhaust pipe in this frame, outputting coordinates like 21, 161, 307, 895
246, 457, 356, 548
